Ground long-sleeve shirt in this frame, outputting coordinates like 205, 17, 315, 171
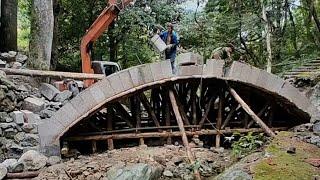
160, 31, 179, 59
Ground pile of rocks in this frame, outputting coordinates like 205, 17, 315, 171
0, 51, 28, 69
0, 72, 74, 178
293, 122, 320, 148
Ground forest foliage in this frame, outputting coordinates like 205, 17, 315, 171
15, 0, 320, 73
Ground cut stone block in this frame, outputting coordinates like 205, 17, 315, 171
177, 65, 203, 76
129, 64, 154, 87
150, 34, 167, 53
21, 110, 41, 124
11, 111, 24, 125
203, 59, 224, 77
118, 70, 134, 91
23, 97, 45, 113
39, 83, 60, 101
177, 52, 204, 66
54, 90, 72, 102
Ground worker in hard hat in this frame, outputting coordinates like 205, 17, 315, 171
160, 23, 179, 74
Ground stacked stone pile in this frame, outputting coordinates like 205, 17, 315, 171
0, 71, 72, 179
0, 51, 28, 69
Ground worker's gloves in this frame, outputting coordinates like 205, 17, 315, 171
166, 44, 174, 49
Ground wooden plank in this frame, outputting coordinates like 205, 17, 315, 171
191, 84, 198, 125
228, 87, 276, 137
131, 96, 144, 145
0, 68, 104, 80
66, 127, 288, 141
6, 171, 40, 179
247, 103, 270, 128
168, 90, 201, 180
162, 87, 172, 144
172, 89, 191, 126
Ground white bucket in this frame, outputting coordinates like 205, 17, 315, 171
150, 34, 167, 53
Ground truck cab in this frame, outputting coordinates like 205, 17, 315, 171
92, 61, 121, 76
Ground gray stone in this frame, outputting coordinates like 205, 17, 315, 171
23, 134, 40, 147
1, 159, 24, 173
39, 83, 60, 101
287, 147, 296, 154
177, 52, 203, 66
0, 70, 6, 78
0, 60, 5, 68
47, 156, 61, 166
15, 54, 28, 63
21, 123, 38, 133
106, 163, 160, 180
0, 112, 12, 123
21, 110, 41, 124
216, 169, 252, 180
18, 150, 48, 171
163, 170, 174, 177
3, 128, 17, 138
39, 108, 56, 119
313, 121, 320, 133
14, 132, 26, 143
0, 164, 7, 180
11, 62, 22, 69
0, 123, 16, 129
11, 111, 24, 125
23, 97, 45, 113
54, 90, 72, 102
5, 141, 24, 159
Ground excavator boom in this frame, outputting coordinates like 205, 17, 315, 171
80, 0, 133, 87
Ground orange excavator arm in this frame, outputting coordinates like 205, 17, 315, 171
80, 0, 133, 87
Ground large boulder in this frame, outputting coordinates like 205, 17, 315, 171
107, 163, 162, 180
39, 83, 60, 101
18, 150, 48, 171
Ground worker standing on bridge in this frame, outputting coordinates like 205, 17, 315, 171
211, 43, 235, 65
160, 23, 179, 74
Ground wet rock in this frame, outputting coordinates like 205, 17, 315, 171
39, 83, 60, 101
163, 170, 174, 177
23, 97, 45, 113
0, 164, 7, 180
18, 150, 48, 171
11, 111, 24, 125
54, 90, 72, 102
47, 156, 61, 166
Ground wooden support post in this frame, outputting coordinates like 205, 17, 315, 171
6, 171, 40, 179
198, 96, 215, 129
113, 102, 134, 128
107, 106, 114, 150
247, 103, 269, 128
172, 89, 191, 126
131, 96, 144, 145
92, 140, 97, 153
216, 90, 224, 148
191, 84, 197, 125
228, 87, 276, 137
221, 105, 238, 129
139, 93, 161, 129
162, 88, 172, 144
169, 90, 201, 180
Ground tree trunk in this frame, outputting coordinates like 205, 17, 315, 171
309, 0, 320, 33
0, 0, 17, 52
28, 0, 54, 70
51, 0, 60, 70
261, 0, 272, 73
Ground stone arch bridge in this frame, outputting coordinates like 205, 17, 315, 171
38, 60, 318, 156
